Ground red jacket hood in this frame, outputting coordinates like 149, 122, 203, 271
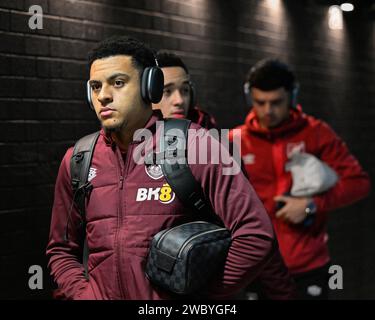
245, 105, 308, 139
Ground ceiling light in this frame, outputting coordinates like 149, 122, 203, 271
328, 5, 343, 30
340, 3, 354, 12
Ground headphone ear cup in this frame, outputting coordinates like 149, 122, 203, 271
141, 67, 164, 103
189, 81, 197, 109
243, 82, 252, 107
141, 67, 150, 102
86, 80, 94, 110
291, 85, 299, 109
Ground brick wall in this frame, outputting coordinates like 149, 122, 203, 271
0, 0, 374, 299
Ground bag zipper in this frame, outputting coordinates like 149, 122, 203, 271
156, 221, 209, 249
177, 228, 227, 258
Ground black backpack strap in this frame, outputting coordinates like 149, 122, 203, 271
160, 119, 219, 223
70, 131, 100, 279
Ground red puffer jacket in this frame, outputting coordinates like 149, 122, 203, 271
230, 106, 371, 274
46, 110, 295, 300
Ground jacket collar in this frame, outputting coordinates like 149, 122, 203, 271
245, 105, 308, 140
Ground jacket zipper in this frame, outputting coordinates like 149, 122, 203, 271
156, 221, 209, 249
114, 146, 126, 299
177, 228, 227, 258
116, 144, 135, 299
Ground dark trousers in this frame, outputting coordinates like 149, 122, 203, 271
292, 263, 330, 300
244, 263, 331, 300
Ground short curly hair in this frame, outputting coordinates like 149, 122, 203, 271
155, 51, 189, 74
246, 59, 296, 92
88, 36, 156, 74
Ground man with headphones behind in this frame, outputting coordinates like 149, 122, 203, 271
152, 51, 217, 129
46, 38, 296, 300
230, 59, 370, 299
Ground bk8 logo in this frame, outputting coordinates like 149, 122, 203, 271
136, 183, 175, 204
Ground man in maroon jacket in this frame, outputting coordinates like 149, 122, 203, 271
152, 51, 217, 129
46, 36, 295, 300
230, 59, 371, 299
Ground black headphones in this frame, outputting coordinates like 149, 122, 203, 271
86, 57, 164, 109
188, 80, 197, 109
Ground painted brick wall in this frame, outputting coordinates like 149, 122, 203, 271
0, 0, 374, 299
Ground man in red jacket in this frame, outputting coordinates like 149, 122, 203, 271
152, 51, 217, 129
46, 37, 295, 299
230, 59, 371, 299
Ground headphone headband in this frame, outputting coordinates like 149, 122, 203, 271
154, 57, 159, 67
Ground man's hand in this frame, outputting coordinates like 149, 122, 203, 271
274, 195, 310, 224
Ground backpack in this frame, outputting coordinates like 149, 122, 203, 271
69, 119, 217, 279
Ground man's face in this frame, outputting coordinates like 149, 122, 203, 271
251, 87, 290, 129
152, 66, 191, 118
89, 55, 145, 132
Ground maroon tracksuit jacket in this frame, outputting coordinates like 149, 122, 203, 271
46, 110, 295, 299
187, 105, 217, 130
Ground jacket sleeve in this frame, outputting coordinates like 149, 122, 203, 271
312, 121, 371, 213
188, 128, 295, 299
46, 148, 90, 300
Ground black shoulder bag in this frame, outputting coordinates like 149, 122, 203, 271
145, 119, 231, 295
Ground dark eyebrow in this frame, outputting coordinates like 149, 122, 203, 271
271, 98, 284, 103
253, 98, 265, 103
88, 79, 100, 86
107, 73, 129, 81
254, 97, 284, 103
89, 73, 129, 86
164, 80, 190, 88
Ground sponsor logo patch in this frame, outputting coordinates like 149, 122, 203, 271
136, 183, 175, 204
242, 153, 255, 165
145, 164, 164, 180
88, 167, 97, 182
